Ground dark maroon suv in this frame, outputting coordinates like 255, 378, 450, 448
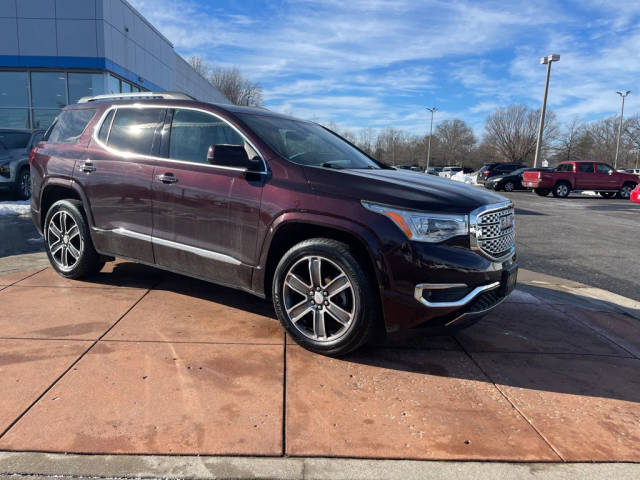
30, 92, 517, 356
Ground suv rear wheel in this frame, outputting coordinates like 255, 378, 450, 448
272, 238, 377, 356
44, 200, 104, 278
552, 182, 570, 198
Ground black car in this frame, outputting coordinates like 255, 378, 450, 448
485, 167, 555, 191
477, 163, 526, 185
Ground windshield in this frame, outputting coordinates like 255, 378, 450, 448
237, 113, 381, 169
0, 132, 30, 150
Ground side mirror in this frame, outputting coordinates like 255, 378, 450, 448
608, 170, 613, 175
207, 144, 261, 171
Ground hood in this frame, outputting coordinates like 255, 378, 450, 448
305, 167, 508, 213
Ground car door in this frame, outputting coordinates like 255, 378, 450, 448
574, 162, 595, 189
152, 107, 266, 288
594, 163, 619, 190
79, 106, 166, 263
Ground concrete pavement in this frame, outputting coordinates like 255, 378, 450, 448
0, 259, 639, 478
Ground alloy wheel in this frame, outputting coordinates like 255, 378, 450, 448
47, 210, 83, 272
282, 255, 355, 342
620, 185, 633, 199
504, 182, 514, 192
19, 170, 31, 198
557, 184, 568, 197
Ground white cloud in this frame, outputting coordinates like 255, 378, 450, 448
128, 0, 640, 133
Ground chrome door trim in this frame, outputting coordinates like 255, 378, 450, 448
91, 104, 269, 175
92, 227, 242, 266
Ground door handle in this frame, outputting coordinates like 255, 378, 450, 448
156, 173, 178, 184
81, 161, 96, 173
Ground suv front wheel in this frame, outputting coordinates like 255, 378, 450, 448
44, 200, 104, 278
272, 238, 377, 356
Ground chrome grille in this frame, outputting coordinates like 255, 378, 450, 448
475, 206, 515, 259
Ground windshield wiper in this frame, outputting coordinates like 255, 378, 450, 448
322, 162, 345, 169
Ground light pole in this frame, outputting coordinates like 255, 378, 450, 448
426, 106, 437, 170
533, 54, 560, 168
614, 90, 631, 170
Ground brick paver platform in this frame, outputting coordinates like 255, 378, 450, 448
1, 261, 639, 461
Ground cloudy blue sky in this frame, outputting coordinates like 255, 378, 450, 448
129, 0, 640, 136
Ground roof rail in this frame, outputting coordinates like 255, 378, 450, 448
77, 91, 196, 103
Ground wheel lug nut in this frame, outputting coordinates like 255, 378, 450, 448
310, 300, 315, 305
323, 291, 328, 296
324, 301, 329, 306
316, 287, 321, 291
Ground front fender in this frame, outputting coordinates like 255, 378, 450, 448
251, 211, 390, 297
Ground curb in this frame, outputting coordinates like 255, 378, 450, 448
1, 452, 639, 480
518, 268, 640, 321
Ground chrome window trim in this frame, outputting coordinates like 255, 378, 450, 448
90, 104, 269, 175
414, 281, 500, 308
93, 227, 242, 266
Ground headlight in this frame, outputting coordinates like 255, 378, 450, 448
362, 201, 468, 243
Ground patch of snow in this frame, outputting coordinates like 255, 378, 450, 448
581, 191, 598, 196
451, 171, 478, 185
0, 200, 31, 216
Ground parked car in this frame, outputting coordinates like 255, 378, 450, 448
476, 163, 526, 185
625, 168, 640, 178
30, 92, 518, 356
484, 167, 545, 192
0, 129, 44, 199
631, 184, 640, 203
426, 166, 443, 176
522, 161, 638, 198
438, 166, 463, 178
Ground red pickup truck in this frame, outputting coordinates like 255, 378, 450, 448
522, 161, 639, 199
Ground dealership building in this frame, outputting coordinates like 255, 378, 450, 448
0, 0, 229, 130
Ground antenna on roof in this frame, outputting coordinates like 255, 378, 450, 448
77, 91, 196, 103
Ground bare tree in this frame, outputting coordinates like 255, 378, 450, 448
188, 55, 210, 78
555, 116, 585, 163
484, 104, 558, 165
434, 119, 476, 165
210, 66, 263, 107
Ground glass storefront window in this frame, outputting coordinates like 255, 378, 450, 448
31, 72, 67, 108
68, 73, 105, 104
0, 108, 30, 128
32, 109, 61, 129
108, 75, 121, 94
0, 72, 29, 107
122, 81, 132, 93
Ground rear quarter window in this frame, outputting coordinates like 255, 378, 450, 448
107, 108, 166, 156
44, 109, 97, 144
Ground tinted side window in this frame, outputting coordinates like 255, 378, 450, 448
46, 109, 96, 144
169, 109, 252, 165
98, 110, 115, 143
108, 108, 165, 156
596, 163, 613, 174
578, 163, 594, 173
556, 164, 573, 172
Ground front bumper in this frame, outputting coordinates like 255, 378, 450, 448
380, 236, 518, 332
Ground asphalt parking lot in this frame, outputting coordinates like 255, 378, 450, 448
499, 190, 639, 301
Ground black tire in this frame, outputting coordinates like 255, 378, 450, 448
272, 238, 377, 356
503, 181, 515, 192
534, 188, 550, 196
552, 182, 570, 198
43, 199, 104, 279
14, 167, 31, 200
617, 183, 636, 199
599, 192, 616, 199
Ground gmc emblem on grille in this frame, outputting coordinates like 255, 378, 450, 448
500, 215, 514, 231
